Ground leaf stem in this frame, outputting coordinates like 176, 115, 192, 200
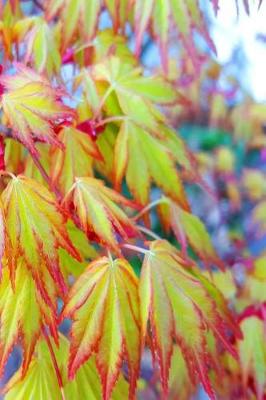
94, 116, 128, 128
132, 198, 168, 221
137, 225, 162, 240
122, 243, 149, 255
0, 170, 16, 179
93, 85, 115, 120
42, 327, 66, 400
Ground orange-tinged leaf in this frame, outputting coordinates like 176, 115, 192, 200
0, 65, 74, 156
92, 57, 177, 128
64, 177, 138, 251
4, 334, 128, 400
0, 198, 7, 276
158, 198, 224, 269
51, 126, 102, 193
114, 120, 189, 209
0, 259, 58, 375
1, 175, 80, 297
168, 346, 196, 400
3, 338, 64, 400
62, 256, 141, 399
134, 0, 215, 69
24, 18, 61, 76
139, 240, 241, 398
238, 316, 266, 400
4, 138, 24, 174
46, 0, 101, 51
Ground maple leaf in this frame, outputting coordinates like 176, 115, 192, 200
242, 255, 266, 303
24, 17, 61, 76
0, 259, 58, 375
62, 256, 141, 399
0, 65, 75, 156
45, 0, 102, 51
59, 220, 98, 280
1, 175, 80, 296
0, 198, 7, 276
4, 334, 128, 400
203, 270, 237, 300
3, 339, 64, 400
211, 0, 263, 15
114, 120, 189, 208
0, 1, 22, 60
95, 124, 117, 181
3, 138, 23, 175
63, 177, 138, 251
104, 0, 129, 32
139, 240, 241, 398
168, 346, 196, 400
134, 0, 215, 70
91, 57, 178, 127
238, 315, 266, 400
157, 197, 225, 269
51, 126, 102, 193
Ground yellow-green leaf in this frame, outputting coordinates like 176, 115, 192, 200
139, 240, 241, 398
64, 177, 138, 251
62, 257, 141, 399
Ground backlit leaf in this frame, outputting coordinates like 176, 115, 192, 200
134, 0, 215, 69
0, 259, 58, 374
139, 240, 241, 398
4, 338, 64, 400
0, 199, 8, 276
1, 175, 80, 296
24, 18, 61, 75
64, 177, 138, 251
0, 65, 74, 156
157, 198, 224, 269
46, 0, 101, 51
4, 334, 128, 400
51, 126, 102, 193
62, 257, 141, 399
114, 120, 189, 208
238, 316, 266, 400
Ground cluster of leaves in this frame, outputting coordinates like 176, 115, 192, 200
0, 0, 265, 399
